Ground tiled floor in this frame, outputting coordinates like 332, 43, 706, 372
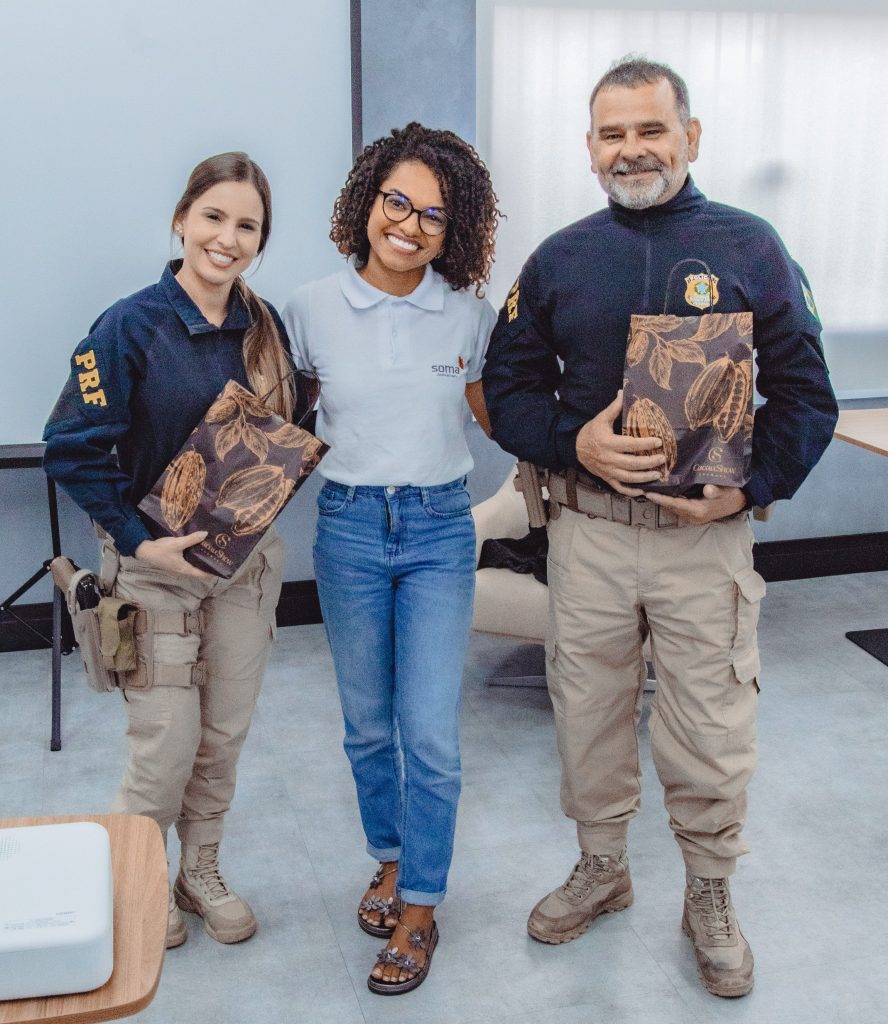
2, 571, 887, 1023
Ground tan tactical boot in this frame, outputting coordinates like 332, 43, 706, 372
682, 876, 754, 998
174, 842, 257, 944
166, 883, 187, 949
527, 850, 633, 943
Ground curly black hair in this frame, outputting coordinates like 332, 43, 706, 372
330, 122, 502, 295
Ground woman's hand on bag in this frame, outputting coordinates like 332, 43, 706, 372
133, 533, 210, 578
575, 391, 667, 496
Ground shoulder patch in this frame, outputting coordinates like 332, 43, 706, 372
506, 278, 520, 322
73, 348, 107, 407
801, 279, 820, 321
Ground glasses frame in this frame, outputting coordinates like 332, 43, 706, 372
376, 190, 449, 236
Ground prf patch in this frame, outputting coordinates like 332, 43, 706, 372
801, 280, 820, 320
684, 273, 719, 310
74, 349, 107, 407
506, 278, 519, 322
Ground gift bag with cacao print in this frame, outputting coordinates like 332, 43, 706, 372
138, 376, 328, 577
621, 259, 753, 496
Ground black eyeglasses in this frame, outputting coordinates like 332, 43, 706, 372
377, 190, 449, 236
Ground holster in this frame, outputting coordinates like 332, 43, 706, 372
51, 557, 138, 693
51, 555, 204, 693
514, 461, 549, 528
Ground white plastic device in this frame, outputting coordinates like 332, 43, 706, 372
0, 821, 114, 1001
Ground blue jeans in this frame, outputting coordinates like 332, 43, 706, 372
313, 479, 476, 906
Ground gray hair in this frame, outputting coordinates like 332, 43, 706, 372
589, 56, 691, 125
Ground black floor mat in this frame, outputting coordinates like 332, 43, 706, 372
846, 629, 888, 668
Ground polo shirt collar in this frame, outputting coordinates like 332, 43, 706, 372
160, 261, 254, 335
338, 256, 445, 311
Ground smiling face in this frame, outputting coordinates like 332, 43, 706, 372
174, 180, 265, 304
587, 78, 701, 209
360, 160, 446, 295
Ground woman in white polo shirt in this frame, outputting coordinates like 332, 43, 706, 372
283, 123, 501, 994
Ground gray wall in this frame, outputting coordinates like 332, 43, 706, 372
359, 0, 477, 146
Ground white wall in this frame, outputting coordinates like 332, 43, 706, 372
0, 0, 352, 598
1, 0, 352, 446
476, 0, 888, 399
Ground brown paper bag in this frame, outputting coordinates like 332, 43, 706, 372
622, 261, 753, 495
138, 379, 329, 577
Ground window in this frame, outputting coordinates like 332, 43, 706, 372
478, 2, 888, 397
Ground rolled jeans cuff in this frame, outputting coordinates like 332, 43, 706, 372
398, 886, 445, 908
367, 841, 401, 862
576, 821, 629, 856
683, 854, 737, 879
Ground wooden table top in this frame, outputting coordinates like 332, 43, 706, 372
0, 815, 167, 1024
834, 408, 888, 457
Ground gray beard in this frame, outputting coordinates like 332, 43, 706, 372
602, 163, 683, 209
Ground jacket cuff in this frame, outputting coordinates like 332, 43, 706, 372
114, 516, 153, 557
556, 423, 584, 471
742, 476, 772, 511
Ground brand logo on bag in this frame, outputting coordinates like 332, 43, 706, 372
215, 533, 229, 549
685, 273, 719, 310
708, 446, 724, 463
200, 538, 233, 567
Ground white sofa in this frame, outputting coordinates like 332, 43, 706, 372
472, 471, 548, 643
472, 468, 654, 690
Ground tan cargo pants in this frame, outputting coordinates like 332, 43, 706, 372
546, 509, 765, 878
101, 530, 284, 845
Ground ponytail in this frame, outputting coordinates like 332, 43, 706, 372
236, 277, 295, 421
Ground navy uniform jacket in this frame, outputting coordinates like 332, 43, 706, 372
482, 178, 838, 509
43, 262, 290, 555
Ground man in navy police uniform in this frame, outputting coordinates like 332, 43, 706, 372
482, 57, 838, 998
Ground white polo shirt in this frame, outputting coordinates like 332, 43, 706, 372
282, 259, 496, 486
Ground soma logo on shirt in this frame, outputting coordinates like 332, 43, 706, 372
432, 356, 465, 378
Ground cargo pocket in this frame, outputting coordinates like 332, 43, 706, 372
730, 565, 766, 685
257, 535, 284, 634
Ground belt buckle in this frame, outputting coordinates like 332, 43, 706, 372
631, 497, 658, 529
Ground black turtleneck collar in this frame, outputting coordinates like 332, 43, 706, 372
607, 175, 706, 225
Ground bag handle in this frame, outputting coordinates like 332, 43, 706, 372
663, 258, 715, 314
257, 367, 321, 429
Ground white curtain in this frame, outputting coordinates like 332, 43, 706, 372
479, 2, 888, 356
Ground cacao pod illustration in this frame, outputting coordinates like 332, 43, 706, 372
625, 398, 677, 476
685, 355, 739, 429
236, 389, 274, 419
266, 422, 312, 448
743, 412, 754, 444
713, 360, 753, 442
216, 464, 296, 536
626, 328, 650, 368
160, 449, 206, 530
205, 394, 238, 424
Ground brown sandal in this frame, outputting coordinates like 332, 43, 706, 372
367, 920, 439, 995
357, 864, 399, 938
